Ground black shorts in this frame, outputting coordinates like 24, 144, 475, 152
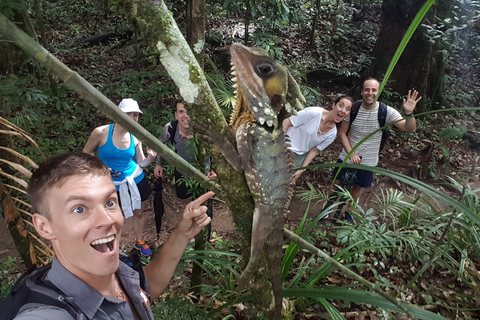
174, 170, 192, 200
117, 176, 152, 207
332, 159, 373, 188
137, 176, 152, 201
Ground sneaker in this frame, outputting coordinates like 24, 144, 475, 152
344, 212, 354, 223
134, 240, 152, 256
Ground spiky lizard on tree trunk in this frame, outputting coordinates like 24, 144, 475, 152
229, 43, 305, 319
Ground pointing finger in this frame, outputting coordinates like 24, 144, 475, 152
185, 191, 215, 211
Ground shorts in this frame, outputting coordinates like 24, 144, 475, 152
117, 176, 152, 207
175, 170, 192, 200
332, 159, 373, 188
136, 176, 153, 201
292, 152, 307, 168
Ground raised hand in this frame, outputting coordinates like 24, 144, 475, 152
146, 147, 157, 158
402, 90, 422, 115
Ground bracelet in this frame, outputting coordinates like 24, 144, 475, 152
405, 112, 413, 117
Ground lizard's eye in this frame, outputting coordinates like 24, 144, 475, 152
255, 62, 275, 78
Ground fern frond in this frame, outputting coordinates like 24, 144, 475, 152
439, 125, 467, 141
296, 182, 329, 206
300, 85, 324, 106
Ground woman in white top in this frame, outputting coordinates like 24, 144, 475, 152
283, 95, 354, 181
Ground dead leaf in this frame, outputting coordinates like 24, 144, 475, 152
4, 195, 18, 225
29, 242, 36, 265
327, 274, 343, 284
17, 218, 27, 237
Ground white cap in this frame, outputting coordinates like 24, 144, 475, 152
118, 98, 143, 114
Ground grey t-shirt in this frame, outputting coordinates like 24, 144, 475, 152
15, 257, 153, 320
156, 121, 195, 176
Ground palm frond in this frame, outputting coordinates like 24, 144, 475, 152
0, 116, 49, 267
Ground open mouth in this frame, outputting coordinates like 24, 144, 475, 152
90, 235, 115, 253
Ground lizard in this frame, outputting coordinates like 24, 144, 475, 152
229, 42, 305, 319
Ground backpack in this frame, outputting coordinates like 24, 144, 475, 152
0, 254, 147, 320
349, 100, 390, 152
167, 119, 178, 146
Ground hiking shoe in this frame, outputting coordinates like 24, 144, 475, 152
134, 240, 152, 256
344, 212, 354, 223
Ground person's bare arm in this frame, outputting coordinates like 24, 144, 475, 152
282, 118, 293, 132
134, 139, 156, 168
338, 120, 362, 164
83, 126, 106, 155
144, 191, 214, 300
292, 147, 318, 182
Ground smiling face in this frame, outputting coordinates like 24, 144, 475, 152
33, 174, 124, 282
331, 98, 353, 123
175, 102, 190, 131
361, 79, 380, 106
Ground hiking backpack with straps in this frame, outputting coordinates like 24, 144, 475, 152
349, 100, 390, 152
167, 119, 178, 146
0, 253, 147, 320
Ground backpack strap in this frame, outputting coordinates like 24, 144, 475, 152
6, 264, 80, 319
347, 100, 362, 136
377, 102, 390, 152
349, 100, 362, 125
119, 253, 150, 300
6, 254, 148, 320
167, 119, 178, 146
20, 283, 79, 319
377, 102, 387, 129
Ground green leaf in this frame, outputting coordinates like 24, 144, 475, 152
284, 287, 448, 320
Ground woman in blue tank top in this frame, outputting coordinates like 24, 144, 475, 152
84, 98, 156, 256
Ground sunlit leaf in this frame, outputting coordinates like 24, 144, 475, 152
4, 183, 27, 196
0, 170, 29, 188
0, 117, 43, 155
0, 159, 32, 178
0, 146, 39, 168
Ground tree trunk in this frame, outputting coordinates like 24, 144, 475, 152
186, 0, 205, 65
369, 0, 451, 112
308, 0, 320, 47
243, 1, 251, 45
186, 0, 208, 295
